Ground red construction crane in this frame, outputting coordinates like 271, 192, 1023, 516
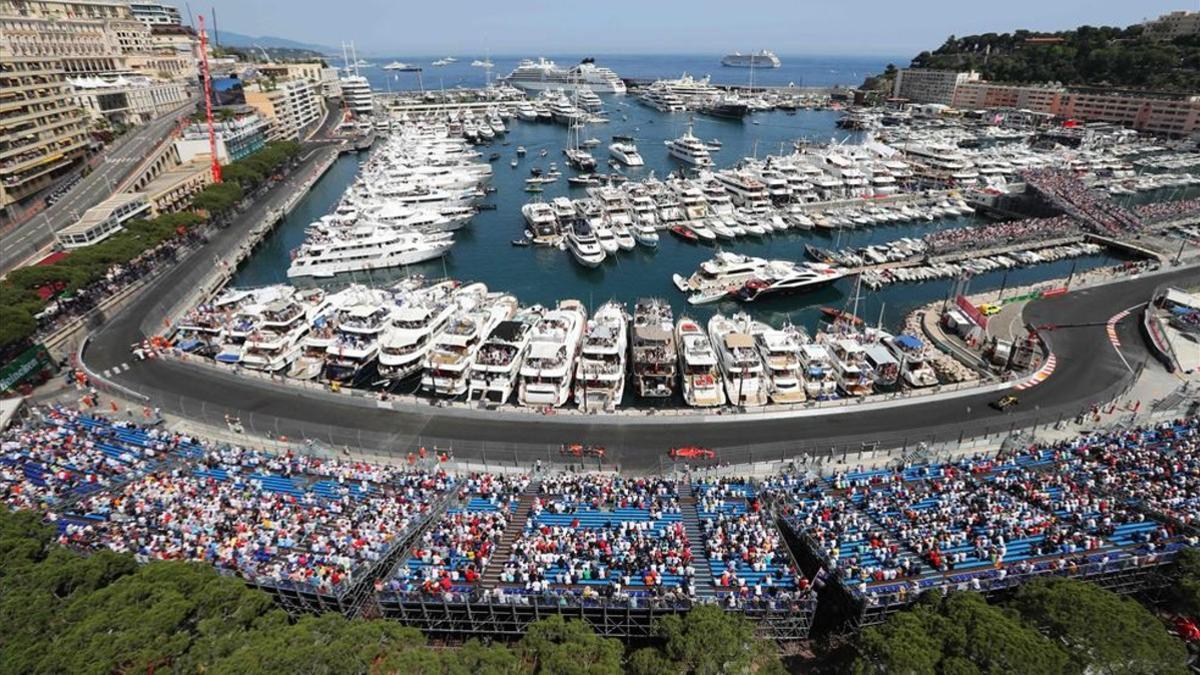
197, 15, 221, 183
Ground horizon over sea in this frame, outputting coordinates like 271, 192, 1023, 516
349, 53, 906, 92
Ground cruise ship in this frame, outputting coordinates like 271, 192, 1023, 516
468, 306, 544, 404
286, 227, 454, 279
503, 57, 626, 94
721, 50, 781, 68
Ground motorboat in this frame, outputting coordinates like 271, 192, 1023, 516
518, 300, 587, 408
565, 220, 607, 267
676, 316, 725, 407
708, 313, 769, 407
574, 301, 628, 411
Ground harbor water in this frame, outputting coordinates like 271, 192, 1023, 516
233, 100, 1132, 337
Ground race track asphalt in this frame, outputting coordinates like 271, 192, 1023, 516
80, 159, 1198, 470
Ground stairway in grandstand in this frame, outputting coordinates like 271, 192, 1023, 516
479, 478, 540, 588
678, 481, 717, 597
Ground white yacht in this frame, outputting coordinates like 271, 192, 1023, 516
324, 288, 393, 383
469, 306, 544, 404
608, 140, 645, 167
630, 298, 677, 398
708, 313, 769, 407
884, 334, 939, 388
503, 57, 626, 94
638, 88, 687, 112
376, 282, 469, 383
522, 201, 560, 241
818, 333, 875, 397
287, 227, 453, 279
566, 220, 607, 267
798, 343, 839, 399
422, 294, 518, 397
750, 322, 807, 404
574, 301, 628, 411
714, 170, 771, 211
665, 125, 713, 167
518, 300, 587, 408
676, 316, 725, 407
239, 292, 322, 373
673, 252, 768, 297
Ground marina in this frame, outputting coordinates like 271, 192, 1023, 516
215, 76, 1200, 409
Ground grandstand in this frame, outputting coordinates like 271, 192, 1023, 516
3, 405, 1197, 638
1022, 168, 1144, 234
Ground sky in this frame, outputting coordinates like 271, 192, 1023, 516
192, 0, 1190, 56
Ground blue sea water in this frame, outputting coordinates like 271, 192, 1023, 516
355, 53, 902, 92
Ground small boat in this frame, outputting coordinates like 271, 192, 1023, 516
582, 137, 601, 148
488, 152, 501, 162
516, 146, 527, 156
819, 306, 863, 325
510, 159, 518, 168
511, 239, 532, 247
524, 183, 544, 193
670, 224, 699, 242
688, 289, 728, 305
539, 148, 549, 157
708, 138, 723, 149
567, 174, 601, 187
478, 203, 498, 211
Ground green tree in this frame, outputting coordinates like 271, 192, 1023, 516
515, 614, 624, 675
645, 604, 784, 675
855, 591, 1073, 675
1011, 578, 1188, 674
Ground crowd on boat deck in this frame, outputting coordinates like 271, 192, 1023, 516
1136, 196, 1200, 223
1021, 168, 1143, 234
54, 441, 451, 594
921, 215, 1078, 255
1, 407, 176, 510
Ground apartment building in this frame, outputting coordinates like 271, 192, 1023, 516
0, 56, 91, 209
175, 113, 267, 164
256, 61, 341, 98
71, 74, 189, 125
243, 78, 321, 141
1142, 11, 1200, 41
951, 80, 1200, 137
892, 69, 979, 105
0, 0, 193, 80
128, 1, 181, 26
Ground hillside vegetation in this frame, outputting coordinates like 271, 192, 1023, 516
900, 24, 1200, 91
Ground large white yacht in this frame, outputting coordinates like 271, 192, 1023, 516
817, 332, 875, 397
574, 301, 628, 411
676, 316, 725, 407
673, 252, 768, 297
608, 139, 645, 167
286, 227, 453, 279
566, 220, 606, 268
884, 334, 939, 388
630, 297, 677, 398
665, 125, 713, 167
468, 306, 544, 404
750, 321, 807, 404
421, 294, 518, 397
376, 281, 469, 383
239, 290, 325, 373
324, 288, 393, 383
708, 313, 769, 407
503, 57, 626, 93
518, 300, 587, 408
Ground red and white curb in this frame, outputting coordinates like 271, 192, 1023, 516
1014, 353, 1057, 391
1106, 308, 1132, 349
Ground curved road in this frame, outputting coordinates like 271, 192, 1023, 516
78, 153, 1197, 469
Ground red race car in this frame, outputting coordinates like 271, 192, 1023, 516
669, 446, 716, 460
561, 443, 606, 458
